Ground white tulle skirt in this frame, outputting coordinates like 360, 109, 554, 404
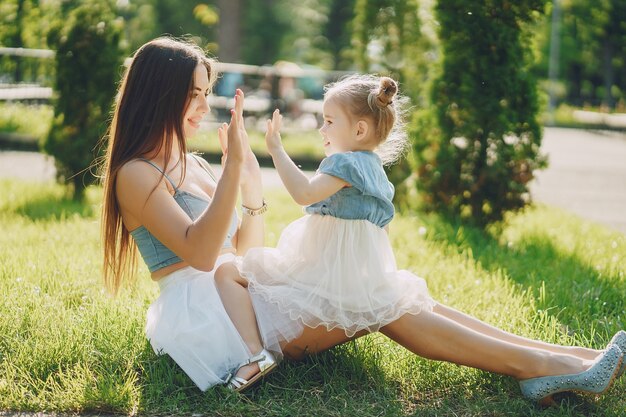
237, 215, 435, 337
145, 253, 302, 391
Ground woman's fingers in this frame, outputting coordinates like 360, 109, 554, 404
233, 89, 244, 123
226, 92, 244, 163
218, 122, 228, 153
236, 89, 245, 126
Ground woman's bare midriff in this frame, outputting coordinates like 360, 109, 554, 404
150, 247, 237, 281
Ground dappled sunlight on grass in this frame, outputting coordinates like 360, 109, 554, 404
392, 205, 625, 345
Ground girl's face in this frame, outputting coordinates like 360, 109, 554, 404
319, 98, 359, 157
183, 64, 211, 139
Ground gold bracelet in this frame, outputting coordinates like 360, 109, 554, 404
241, 199, 268, 216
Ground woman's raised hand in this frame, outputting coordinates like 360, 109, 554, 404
265, 109, 283, 157
220, 89, 246, 166
218, 89, 261, 187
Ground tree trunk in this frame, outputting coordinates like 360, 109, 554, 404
217, 0, 241, 63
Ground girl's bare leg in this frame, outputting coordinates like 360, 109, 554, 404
215, 262, 263, 379
433, 303, 601, 360
380, 310, 593, 380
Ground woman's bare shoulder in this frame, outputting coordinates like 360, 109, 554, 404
116, 159, 169, 203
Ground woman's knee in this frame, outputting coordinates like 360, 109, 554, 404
380, 310, 436, 339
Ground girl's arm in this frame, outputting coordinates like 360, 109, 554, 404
265, 109, 347, 206
116, 93, 245, 272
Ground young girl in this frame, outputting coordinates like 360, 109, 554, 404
215, 75, 624, 402
220, 75, 434, 336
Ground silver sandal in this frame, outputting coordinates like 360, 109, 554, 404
226, 348, 277, 393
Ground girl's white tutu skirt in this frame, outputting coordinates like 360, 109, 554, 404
145, 253, 302, 391
237, 215, 435, 337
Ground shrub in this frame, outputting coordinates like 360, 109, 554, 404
412, 0, 547, 225
44, 0, 123, 200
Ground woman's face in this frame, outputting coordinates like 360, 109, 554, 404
183, 64, 211, 139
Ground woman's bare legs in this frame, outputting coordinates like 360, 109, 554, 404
281, 325, 365, 361
380, 310, 593, 380
215, 262, 599, 381
281, 307, 593, 380
215, 262, 264, 379
433, 303, 601, 360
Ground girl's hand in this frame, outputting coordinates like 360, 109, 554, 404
220, 89, 245, 166
265, 109, 283, 157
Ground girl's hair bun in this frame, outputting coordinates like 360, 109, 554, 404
376, 77, 397, 107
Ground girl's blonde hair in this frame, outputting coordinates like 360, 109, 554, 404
324, 74, 409, 165
100, 37, 216, 294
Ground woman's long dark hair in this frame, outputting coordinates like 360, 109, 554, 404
101, 37, 216, 293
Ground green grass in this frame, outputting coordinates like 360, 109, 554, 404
0, 103, 53, 139
188, 128, 325, 161
0, 179, 625, 416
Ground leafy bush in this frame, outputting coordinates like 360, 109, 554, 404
44, 0, 123, 200
412, 0, 547, 225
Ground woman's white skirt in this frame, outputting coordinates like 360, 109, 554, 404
145, 253, 301, 391
237, 215, 435, 337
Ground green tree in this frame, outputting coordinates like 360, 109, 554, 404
560, 0, 626, 108
44, 0, 124, 200
413, 0, 547, 225
115, 0, 158, 52
240, 0, 285, 65
323, 0, 356, 70
152, 0, 210, 41
352, 0, 429, 102
534, 0, 626, 109
351, 0, 432, 207
0, 0, 61, 84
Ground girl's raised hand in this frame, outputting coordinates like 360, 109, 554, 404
265, 109, 283, 157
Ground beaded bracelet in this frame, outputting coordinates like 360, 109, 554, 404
241, 199, 268, 216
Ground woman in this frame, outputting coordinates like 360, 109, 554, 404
101, 37, 299, 391
100, 37, 623, 402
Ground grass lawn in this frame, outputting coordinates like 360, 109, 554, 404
188, 128, 325, 162
0, 179, 624, 416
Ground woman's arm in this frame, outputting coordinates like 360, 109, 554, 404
265, 109, 347, 206
215, 105, 266, 255
116, 93, 245, 272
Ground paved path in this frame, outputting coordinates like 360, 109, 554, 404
1, 127, 625, 234
529, 127, 626, 234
